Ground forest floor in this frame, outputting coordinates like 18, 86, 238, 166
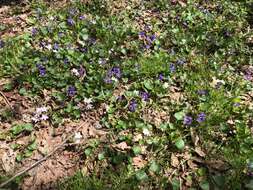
0, 1, 253, 190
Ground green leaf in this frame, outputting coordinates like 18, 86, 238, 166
24, 150, 33, 158
212, 174, 225, 187
84, 148, 92, 156
16, 154, 23, 162
10, 143, 19, 150
19, 88, 26, 95
3, 83, 14, 91
132, 146, 142, 155
10, 123, 33, 135
144, 80, 153, 90
27, 141, 37, 151
121, 48, 127, 55
149, 161, 160, 173
136, 170, 148, 181
159, 123, 168, 131
174, 111, 184, 121
200, 181, 210, 190
175, 138, 185, 150
172, 178, 180, 190
82, 34, 89, 41
98, 153, 105, 160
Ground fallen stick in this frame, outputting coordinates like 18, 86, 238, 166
0, 122, 87, 188
0, 90, 12, 109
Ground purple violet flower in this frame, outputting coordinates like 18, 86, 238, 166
148, 34, 156, 43
78, 66, 86, 77
140, 91, 149, 101
139, 31, 145, 37
0, 40, 5, 48
233, 103, 240, 107
107, 67, 121, 79
39, 41, 47, 49
197, 89, 208, 96
79, 47, 88, 53
31, 28, 38, 36
104, 77, 113, 84
117, 95, 124, 101
170, 64, 176, 72
129, 99, 137, 112
183, 116, 193, 125
36, 64, 46, 76
58, 32, 64, 37
53, 43, 59, 51
112, 67, 121, 78
197, 112, 206, 123
67, 18, 75, 26
145, 44, 151, 49
176, 59, 186, 65
79, 15, 85, 20
64, 58, 69, 64
244, 73, 252, 81
67, 86, 76, 97
159, 74, 164, 81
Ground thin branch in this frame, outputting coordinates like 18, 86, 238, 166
0, 122, 87, 188
0, 90, 12, 109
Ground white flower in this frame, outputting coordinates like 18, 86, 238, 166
45, 44, 52, 50
94, 122, 102, 129
105, 104, 110, 111
162, 82, 169, 89
36, 106, 48, 114
86, 104, 94, 110
143, 128, 151, 136
210, 77, 225, 88
40, 114, 49, 121
74, 132, 82, 143
84, 97, 93, 104
32, 115, 40, 123
22, 114, 32, 123
71, 68, 80, 77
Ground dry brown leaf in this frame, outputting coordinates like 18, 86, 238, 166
190, 128, 199, 146
113, 142, 130, 151
171, 153, 180, 167
187, 160, 198, 170
178, 1, 187, 7
88, 127, 107, 137
133, 133, 143, 142
132, 156, 146, 169
205, 160, 230, 171
0, 144, 16, 173
182, 151, 191, 160
0, 6, 9, 14
195, 147, 206, 157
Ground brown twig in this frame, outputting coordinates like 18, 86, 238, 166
0, 122, 87, 188
0, 90, 12, 109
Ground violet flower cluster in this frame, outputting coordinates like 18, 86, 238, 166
104, 67, 121, 84
183, 112, 206, 126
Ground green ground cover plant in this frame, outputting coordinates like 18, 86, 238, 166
0, 0, 253, 189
